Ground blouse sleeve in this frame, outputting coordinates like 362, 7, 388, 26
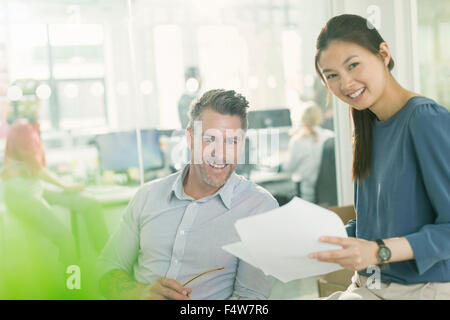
404, 104, 450, 275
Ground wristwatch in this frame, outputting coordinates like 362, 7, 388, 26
375, 239, 391, 266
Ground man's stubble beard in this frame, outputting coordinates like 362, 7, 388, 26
198, 163, 236, 188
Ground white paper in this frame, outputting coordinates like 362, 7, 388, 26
222, 197, 348, 283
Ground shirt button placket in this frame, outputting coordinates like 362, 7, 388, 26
166, 202, 197, 279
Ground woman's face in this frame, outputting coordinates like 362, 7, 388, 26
318, 41, 390, 111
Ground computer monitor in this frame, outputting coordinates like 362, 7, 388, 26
95, 129, 164, 172
140, 129, 165, 171
248, 108, 292, 129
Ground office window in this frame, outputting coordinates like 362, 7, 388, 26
417, 0, 450, 109
56, 79, 107, 129
153, 24, 184, 129
282, 29, 303, 126
48, 24, 104, 78
0, 0, 334, 189
197, 25, 249, 93
8, 24, 50, 80
6, 24, 51, 131
49, 23, 106, 130
7, 22, 107, 131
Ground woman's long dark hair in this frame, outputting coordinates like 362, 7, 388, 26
314, 14, 394, 182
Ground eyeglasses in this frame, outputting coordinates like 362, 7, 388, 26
182, 267, 225, 287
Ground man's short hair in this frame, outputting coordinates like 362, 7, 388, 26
188, 89, 250, 130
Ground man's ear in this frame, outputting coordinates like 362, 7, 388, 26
379, 42, 391, 67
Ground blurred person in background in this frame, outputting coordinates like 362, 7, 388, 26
178, 66, 203, 129
314, 77, 334, 131
1, 79, 108, 265
282, 101, 334, 203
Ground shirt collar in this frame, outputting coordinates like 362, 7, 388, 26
168, 165, 190, 202
168, 164, 237, 210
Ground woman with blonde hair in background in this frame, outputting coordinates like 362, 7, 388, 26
282, 101, 334, 203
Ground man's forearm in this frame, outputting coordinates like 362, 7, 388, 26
99, 269, 146, 300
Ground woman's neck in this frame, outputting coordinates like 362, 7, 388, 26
299, 124, 315, 135
369, 75, 419, 122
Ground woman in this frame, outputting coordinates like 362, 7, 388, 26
308, 14, 450, 299
283, 102, 334, 203
2, 81, 108, 265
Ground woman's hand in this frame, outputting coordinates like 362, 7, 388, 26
308, 236, 379, 271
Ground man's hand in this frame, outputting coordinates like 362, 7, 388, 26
138, 277, 192, 300
99, 269, 192, 300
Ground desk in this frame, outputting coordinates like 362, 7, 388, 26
85, 169, 293, 207
84, 185, 139, 207
250, 170, 292, 184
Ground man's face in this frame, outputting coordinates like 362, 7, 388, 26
187, 109, 245, 189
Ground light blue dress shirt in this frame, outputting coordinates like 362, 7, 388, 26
98, 165, 279, 299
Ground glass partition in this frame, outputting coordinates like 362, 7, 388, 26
0, 0, 342, 299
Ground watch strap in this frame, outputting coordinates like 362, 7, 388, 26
375, 239, 386, 248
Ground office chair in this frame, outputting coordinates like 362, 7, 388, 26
235, 135, 254, 179
295, 181, 302, 198
314, 137, 338, 207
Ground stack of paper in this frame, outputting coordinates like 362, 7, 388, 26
222, 197, 348, 283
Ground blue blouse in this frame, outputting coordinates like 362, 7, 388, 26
346, 96, 450, 284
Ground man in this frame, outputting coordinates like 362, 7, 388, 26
98, 89, 278, 300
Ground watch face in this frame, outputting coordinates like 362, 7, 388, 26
379, 247, 391, 261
